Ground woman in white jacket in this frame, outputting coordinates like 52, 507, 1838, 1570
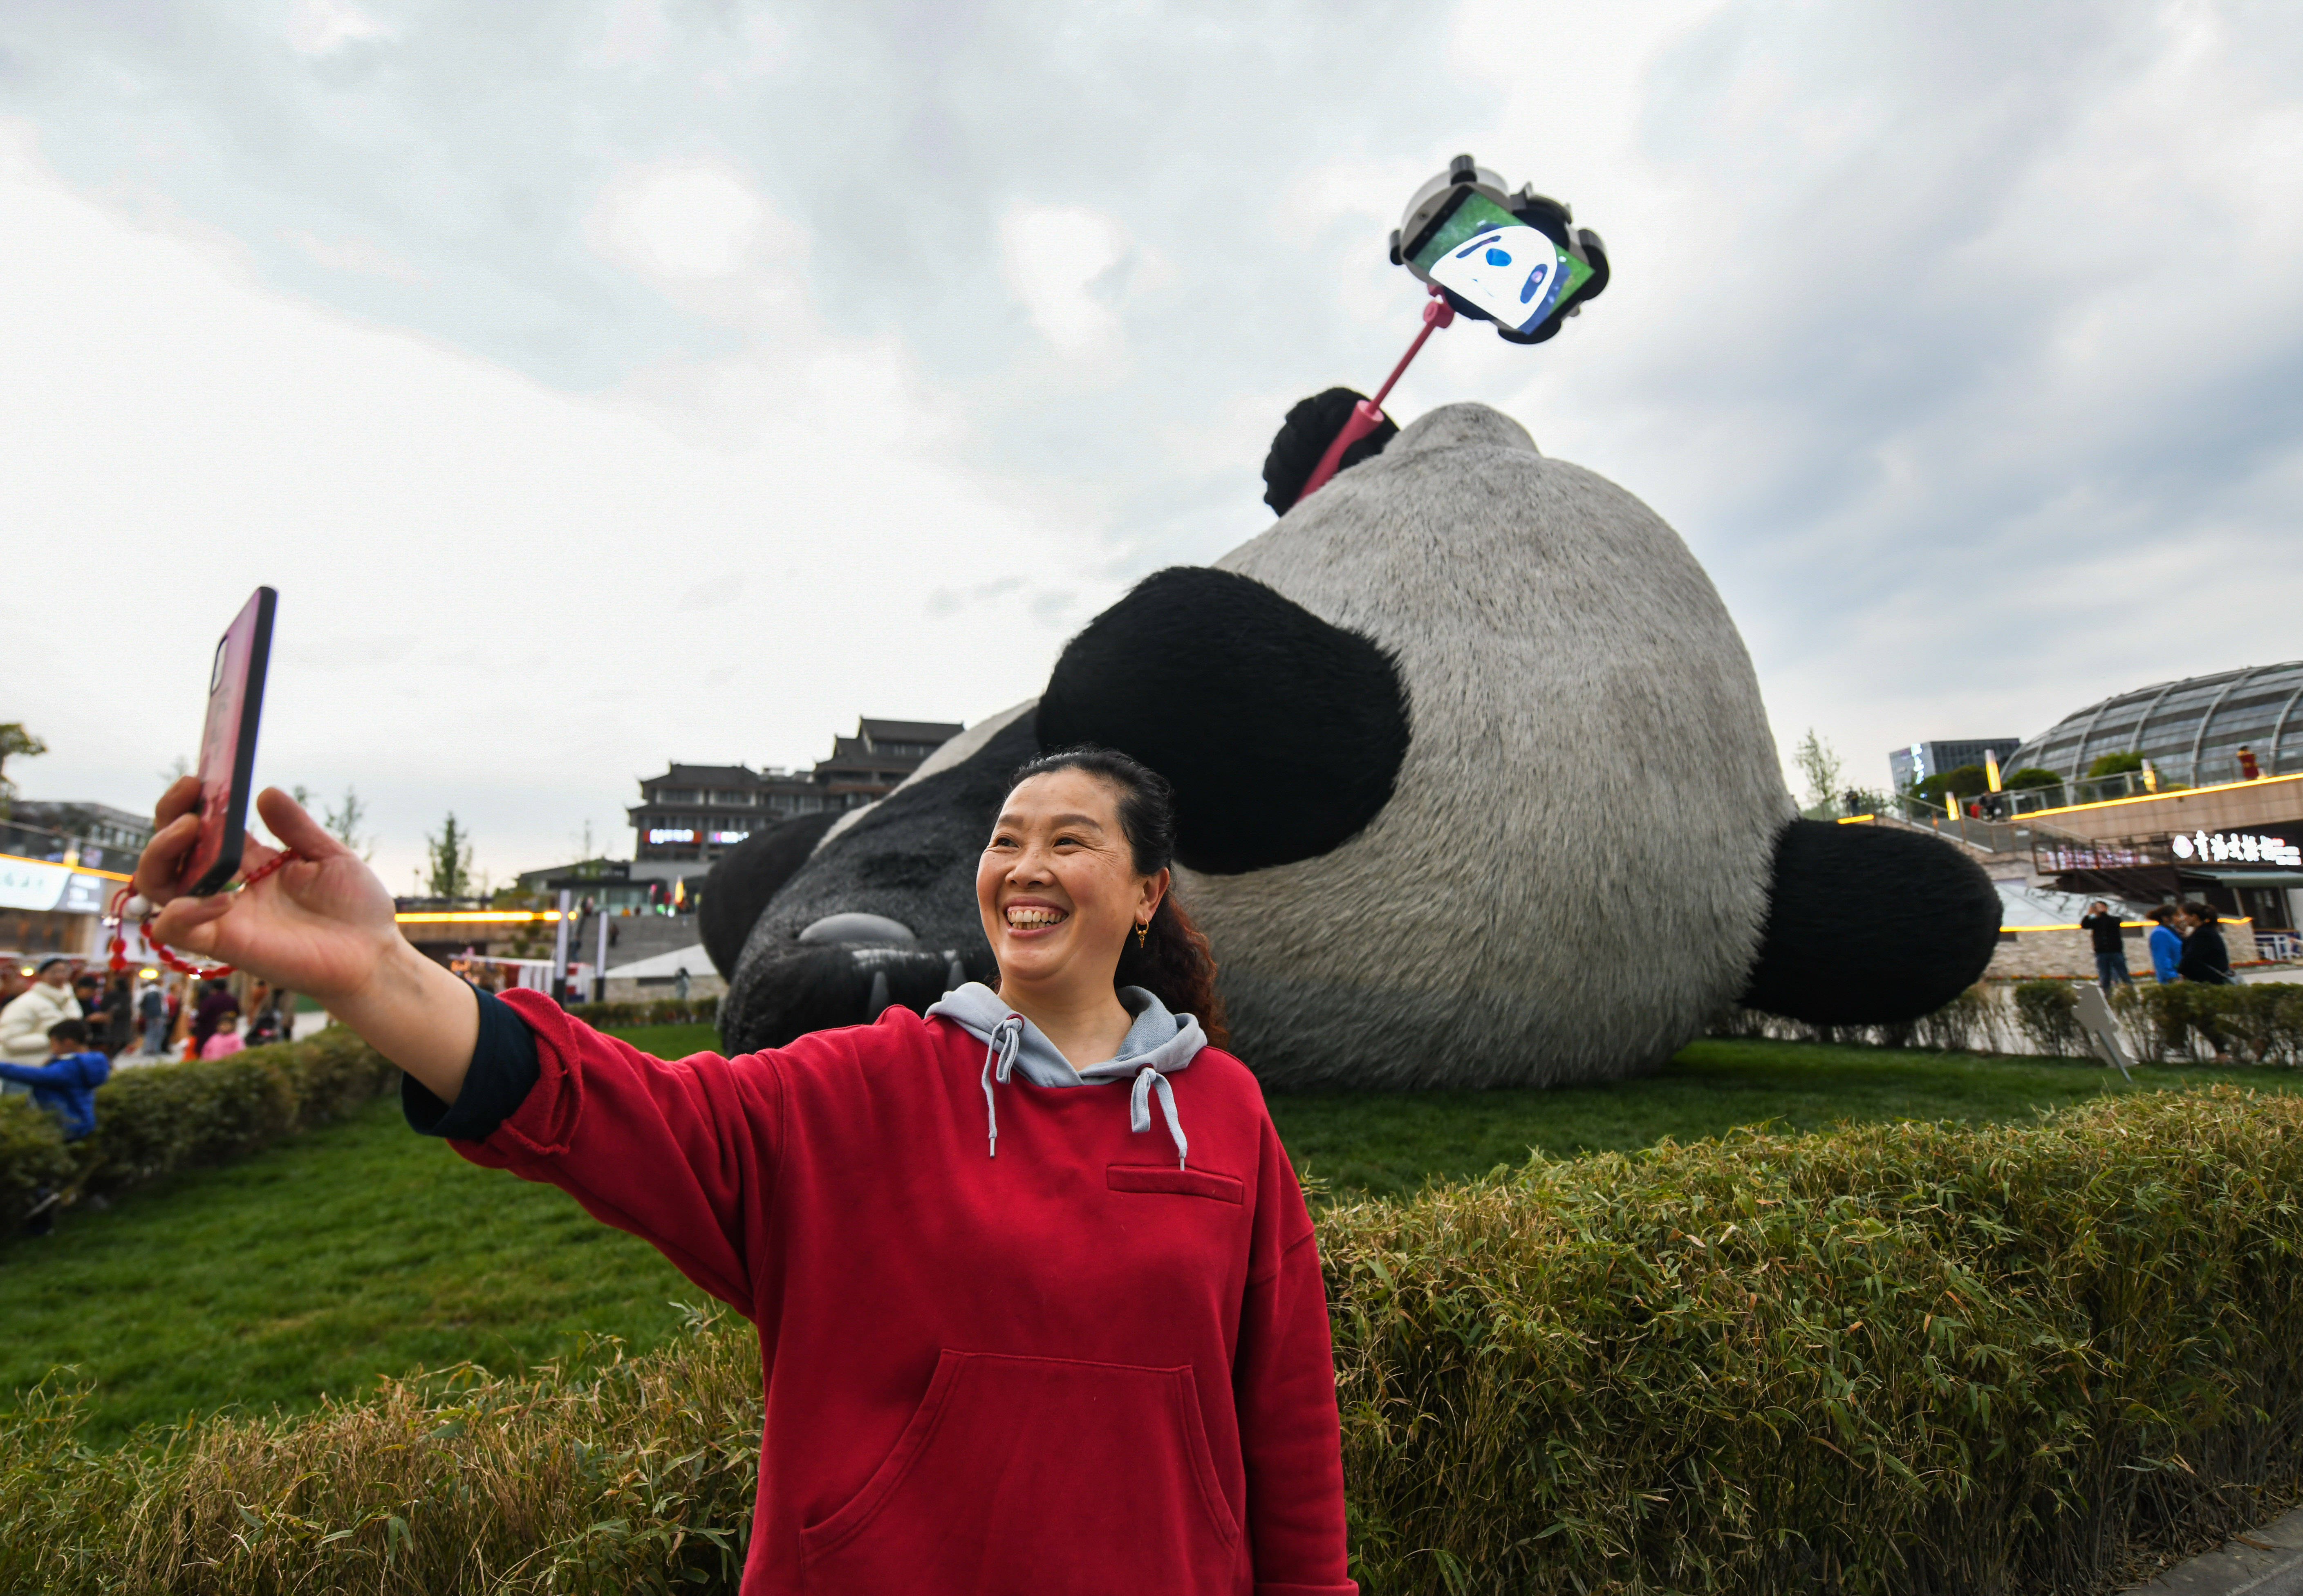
0, 959, 83, 1092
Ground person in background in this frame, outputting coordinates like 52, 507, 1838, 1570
2146, 904, 2184, 984
0, 1017, 113, 1140
93, 974, 134, 1056
189, 976, 237, 1057
2079, 900, 2132, 993
245, 989, 289, 1046
200, 1003, 244, 1059
2176, 902, 2235, 984
0, 958, 82, 1093
137, 980, 167, 1054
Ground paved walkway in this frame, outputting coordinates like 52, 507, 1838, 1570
2126, 1506, 2303, 1595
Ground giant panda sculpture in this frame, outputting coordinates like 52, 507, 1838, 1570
708, 398, 2001, 1089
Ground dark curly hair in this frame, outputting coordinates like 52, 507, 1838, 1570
1000, 745, 1230, 1048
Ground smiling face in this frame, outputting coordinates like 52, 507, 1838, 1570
977, 768, 1167, 1000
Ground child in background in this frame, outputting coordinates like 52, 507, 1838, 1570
0, 1018, 114, 1141
200, 1005, 244, 1059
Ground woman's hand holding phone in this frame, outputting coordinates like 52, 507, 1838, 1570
133, 779, 479, 1103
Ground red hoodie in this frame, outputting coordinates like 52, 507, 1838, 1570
461, 989, 1356, 1595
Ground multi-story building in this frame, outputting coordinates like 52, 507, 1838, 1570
1888, 739, 2022, 793
629, 718, 963, 870
2005, 660, 2303, 789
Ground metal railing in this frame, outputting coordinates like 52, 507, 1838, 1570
1992, 751, 2297, 816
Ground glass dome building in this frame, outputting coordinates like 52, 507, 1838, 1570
2007, 660, 2303, 787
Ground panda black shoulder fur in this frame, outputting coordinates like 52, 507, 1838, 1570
712, 398, 2001, 1087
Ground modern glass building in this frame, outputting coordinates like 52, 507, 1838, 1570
2007, 660, 2303, 787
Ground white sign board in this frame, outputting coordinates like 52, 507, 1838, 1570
0, 857, 72, 913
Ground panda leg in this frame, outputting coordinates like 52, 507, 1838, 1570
1738, 819, 2004, 1025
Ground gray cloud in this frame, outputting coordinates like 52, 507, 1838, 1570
2, 0, 2298, 872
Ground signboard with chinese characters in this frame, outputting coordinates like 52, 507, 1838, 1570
0, 856, 72, 912
2170, 830, 2303, 866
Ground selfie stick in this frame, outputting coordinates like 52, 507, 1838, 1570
1292, 284, 1457, 508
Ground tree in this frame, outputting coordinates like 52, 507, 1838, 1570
2004, 766, 2063, 792
1790, 728, 1843, 811
2086, 751, 2144, 779
1915, 764, 1991, 801
0, 722, 46, 814
425, 813, 475, 900
323, 786, 374, 861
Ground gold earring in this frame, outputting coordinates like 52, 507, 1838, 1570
1135, 921, 1148, 949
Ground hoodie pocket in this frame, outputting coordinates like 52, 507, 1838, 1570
799, 1349, 1239, 1594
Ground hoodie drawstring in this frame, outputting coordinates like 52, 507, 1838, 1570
1131, 1065, 1189, 1169
978, 1012, 1187, 1167
981, 1015, 1022, 1157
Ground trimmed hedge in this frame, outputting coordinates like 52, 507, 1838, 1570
0, 1097, 74, 1233
1716, 983, 2008, 1053
7, 1088, 2303, 1592
2010, 979, 2303, 1066
1327, 1085, 2303, 1593
0, 1028, 398, 1235
565, 995, 719, 1029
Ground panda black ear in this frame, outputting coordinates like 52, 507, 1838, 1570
1037, 566, 1410, 874
699, 811, 843, 977
1739, 819, 2003, 1024
1261, 387, 1398, 515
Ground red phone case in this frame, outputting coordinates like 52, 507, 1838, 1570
178, 587, 276, 896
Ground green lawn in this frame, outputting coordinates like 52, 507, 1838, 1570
2, 1030, 2292, 1444
1267, 1039, 2287, 1198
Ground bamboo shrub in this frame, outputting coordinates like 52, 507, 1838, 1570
7, 1090, 2303, 1592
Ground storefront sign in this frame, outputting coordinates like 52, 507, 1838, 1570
0, 856, 72, 912
2171, 830, 2302, 866
647, 828, 696, 844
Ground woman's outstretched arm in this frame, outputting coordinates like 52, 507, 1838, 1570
133, 779, 480, 1104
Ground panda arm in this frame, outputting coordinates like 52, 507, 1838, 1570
1037, 566, 1410, 875
1739, 819, 2004, 1025
699, 811, 843, 978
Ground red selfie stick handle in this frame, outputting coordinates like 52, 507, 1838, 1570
1292, 286, 1456, 508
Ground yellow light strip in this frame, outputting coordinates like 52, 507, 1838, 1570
1836, 814, 1877, 824
0, 850, 132, 883
394, 910, 565, 924
2013, 770, 2303, 820
2003, 918, 2252, 933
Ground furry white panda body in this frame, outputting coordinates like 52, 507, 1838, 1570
1181, 403, 1792, 1088
711, 398, 1998, 1087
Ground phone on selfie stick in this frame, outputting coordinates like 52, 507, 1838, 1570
1289, 155, 1611, 510
176, 586, 277, 897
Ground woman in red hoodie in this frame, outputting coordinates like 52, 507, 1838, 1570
132, 748, 1355, 1596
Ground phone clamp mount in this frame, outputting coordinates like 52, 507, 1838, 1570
1391, 154, 1609, 344
1290, 155, 1610, 508
106, 849, 303, 980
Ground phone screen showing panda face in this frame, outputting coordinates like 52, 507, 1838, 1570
1413, 189, 1592, 334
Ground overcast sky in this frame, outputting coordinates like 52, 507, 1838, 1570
4, 0, 2299, 891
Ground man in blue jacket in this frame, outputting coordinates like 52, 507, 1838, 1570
2146, 904, 2184, 984
0, 1018, 112, 1141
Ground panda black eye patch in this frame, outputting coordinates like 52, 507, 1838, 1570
1037, 566, 1410, 875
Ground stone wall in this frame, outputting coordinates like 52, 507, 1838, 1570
1987, 920, 2263, 980
602, 969, 727, 1005
2023, 774, 2303, 844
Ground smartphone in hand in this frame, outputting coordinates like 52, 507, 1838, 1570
177, 586, 277, 896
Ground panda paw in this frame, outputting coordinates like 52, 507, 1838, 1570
1261, 387, 1399, 515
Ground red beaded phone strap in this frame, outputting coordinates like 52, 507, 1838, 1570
106, 849, 302, 979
